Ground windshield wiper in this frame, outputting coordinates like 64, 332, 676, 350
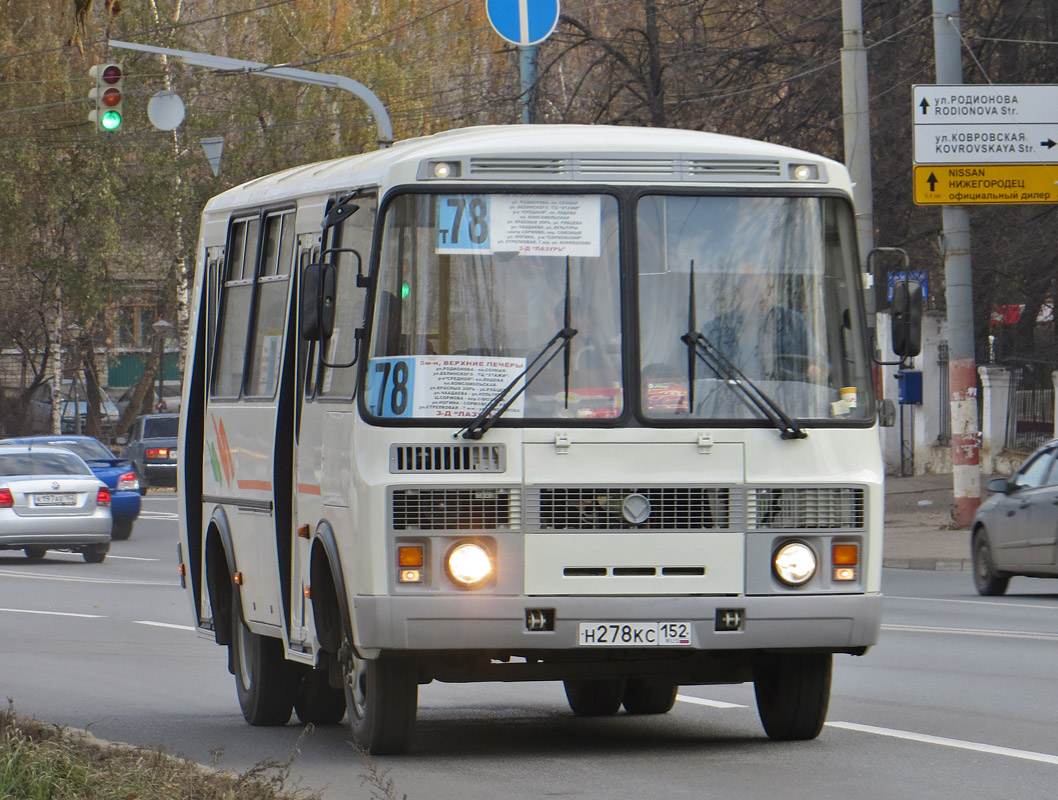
681, 331, 807, 439
456, 326, 578, 440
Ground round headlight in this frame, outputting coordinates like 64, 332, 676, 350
446, 542, 492, 587
773, 541, 817, 586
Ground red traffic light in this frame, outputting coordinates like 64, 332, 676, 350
100, 64, 123, 85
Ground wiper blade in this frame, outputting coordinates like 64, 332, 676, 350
457, 327, 578, 440
681, 331, 807, 440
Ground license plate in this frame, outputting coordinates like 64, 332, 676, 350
578, 621, 693, 647
34, 493, 76, 507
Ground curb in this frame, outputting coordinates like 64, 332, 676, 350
883, 558, 971, 572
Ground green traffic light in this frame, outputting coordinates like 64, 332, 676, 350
100, 110, 122, 131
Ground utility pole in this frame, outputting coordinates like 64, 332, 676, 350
932, 0, 981, 524
841, 0, 875, 267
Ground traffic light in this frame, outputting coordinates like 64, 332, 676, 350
88, 63, 124, 131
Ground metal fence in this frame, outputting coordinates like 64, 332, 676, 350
1004, 363, 1056, 453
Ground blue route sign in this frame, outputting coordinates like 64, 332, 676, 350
486, 0, 560, 46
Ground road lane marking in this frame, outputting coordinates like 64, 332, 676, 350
676, 694, 747, 709
138, 511, 178, 520
886, 594, 1058, 611
0, 569, 178, 587
882, 623, 1058, 641
107, 555, 161, 562
134, 620, 195, 631
0, 607, 103, 618
828, 721, 1058, 766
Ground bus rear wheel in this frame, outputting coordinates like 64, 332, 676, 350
622, 678, 678, 715
294, 663, 346, 725
753, 652, 831, 741
341, 636, 417, 755
563, 678, 626, 716
232, 612, 295, 726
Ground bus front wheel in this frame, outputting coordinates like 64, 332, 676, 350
753, 652, 831, 741
341, 635, 417, 755
232, 612, 295, 726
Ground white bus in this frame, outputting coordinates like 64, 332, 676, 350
177, 124, 916, 755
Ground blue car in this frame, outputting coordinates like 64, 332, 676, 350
0, 436, 141, 540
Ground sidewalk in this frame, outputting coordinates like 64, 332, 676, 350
883, 471, 981, 571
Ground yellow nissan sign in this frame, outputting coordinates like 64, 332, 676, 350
914, 164, 1058, 205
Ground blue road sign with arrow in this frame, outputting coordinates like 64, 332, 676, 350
486, 0, 560, 46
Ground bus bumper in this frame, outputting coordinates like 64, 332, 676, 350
350, 592, 883, 653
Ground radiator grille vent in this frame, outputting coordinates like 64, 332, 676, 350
469, 157, 568, 176
391, 487, 519, 530
748, 487, 865, 529
465, 155, 789, 182
389, 444, 506, 474
687, 158, 782, 176
527, 486, 741, 531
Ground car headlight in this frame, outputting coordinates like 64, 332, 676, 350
445, 541, 493, 588
773, 541, 817, 586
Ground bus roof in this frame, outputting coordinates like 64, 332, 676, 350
203, 124, 852, 214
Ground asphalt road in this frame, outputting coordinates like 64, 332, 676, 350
2, 495, 1058, 800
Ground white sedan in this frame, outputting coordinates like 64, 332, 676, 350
0, 444, 113, 563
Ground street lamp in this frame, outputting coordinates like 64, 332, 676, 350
152, 319, 173, 413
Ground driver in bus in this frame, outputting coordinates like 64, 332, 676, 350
701, 261, 828, 384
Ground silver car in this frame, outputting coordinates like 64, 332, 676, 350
971, 438, 1058, 595
0, 444, 113, 563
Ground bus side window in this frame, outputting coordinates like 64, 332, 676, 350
212, 216, 259, 398
245, 211, 295, 398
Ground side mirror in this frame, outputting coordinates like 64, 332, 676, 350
300, 263, 336, 341
986, 477, 1012, 494
890, 279, 923, 358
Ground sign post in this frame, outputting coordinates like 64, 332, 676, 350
486, 0, 560, 124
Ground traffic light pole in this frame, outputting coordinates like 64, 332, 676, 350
108, 40, 394, 147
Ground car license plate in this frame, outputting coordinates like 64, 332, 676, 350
34, 493, 76, 507
578, 621, 693, 647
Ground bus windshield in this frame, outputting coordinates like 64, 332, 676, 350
367, 192, 623, 422
366, 191, 872, 426
637, 195, 873, 423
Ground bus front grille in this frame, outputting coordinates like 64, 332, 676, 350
391, 487, 520, 531
748, 486, 866, 529
526, 486, 741, 531
389, 443, 506, 474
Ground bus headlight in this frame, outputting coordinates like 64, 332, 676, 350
446, 542, 493, 588
773, 541, 817, 586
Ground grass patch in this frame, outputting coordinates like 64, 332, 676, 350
0, 700, 322, 800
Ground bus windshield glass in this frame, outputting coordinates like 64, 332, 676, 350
367, 192, 623, 422
637, 195, 873, 423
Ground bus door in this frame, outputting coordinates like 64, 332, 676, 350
293, 193, 375, 646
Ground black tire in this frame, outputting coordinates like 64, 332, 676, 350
82, 544, 109, 564
111, 519, 134, 541
622, 678, 678, 715
753, 652, 831, 741
231, 610, 296, 726
342, 634, 418, 754
972, 528, 1010, 596
294, 663, 346, 725
563, 678, 627, 716
23, 547, 47, 560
